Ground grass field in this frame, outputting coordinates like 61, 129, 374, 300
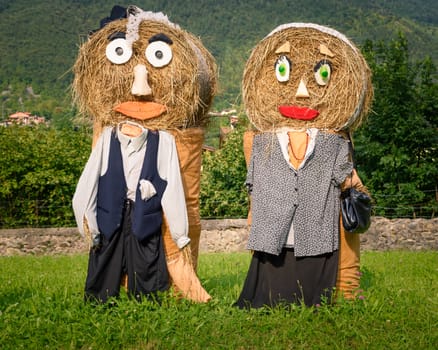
0, 251, 437, 349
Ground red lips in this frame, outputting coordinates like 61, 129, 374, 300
278, 106, 319, 120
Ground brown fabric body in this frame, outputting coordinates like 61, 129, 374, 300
336, 217, 360, 299
163, 128, 204, 267
162, 128, 210, 302
243, 131, 360, 299
287, 131, 309, 170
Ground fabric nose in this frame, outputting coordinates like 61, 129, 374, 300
295, 78, 309, 98
131, 64, 152, 96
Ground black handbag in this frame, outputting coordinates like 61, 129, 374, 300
341, 134, 372, 234
341, 187, 371, 233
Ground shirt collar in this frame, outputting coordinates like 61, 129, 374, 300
276, 127, 318, 142
117, 124, 148, 152
276, 127, 318, 170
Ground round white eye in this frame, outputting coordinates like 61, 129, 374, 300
105, 38, 132, 64
145, 41, 173, 68
275, 55, 291, 82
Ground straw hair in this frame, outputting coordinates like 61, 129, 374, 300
72, 16, 217, 130
243, 23, 373, 132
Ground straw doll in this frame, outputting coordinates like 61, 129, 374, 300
72, 5, 216, 303
236, 23, 373, 308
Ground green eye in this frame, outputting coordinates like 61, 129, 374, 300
275, 55, 291, 82
314, 59, 332, 86
278, 64, 286, 75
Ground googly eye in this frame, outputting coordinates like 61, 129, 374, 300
105, 38, 133, 64
314, 60, 332, 86
275, 55, 291, 82
145, 41, 173, 68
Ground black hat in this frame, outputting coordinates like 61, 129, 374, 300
100, 5, 127, 28
89, 5, 127, 35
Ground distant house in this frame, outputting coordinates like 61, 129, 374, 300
1, 112, 47, 126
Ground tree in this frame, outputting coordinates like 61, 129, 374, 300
0, 125, 92, 227
200, 126, 249, 218
355, 33, 438, 218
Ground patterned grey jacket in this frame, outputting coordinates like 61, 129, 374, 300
246, 132, 352, 257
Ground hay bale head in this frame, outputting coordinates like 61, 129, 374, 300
243, 23, 373, 132
73, 5, 217, 130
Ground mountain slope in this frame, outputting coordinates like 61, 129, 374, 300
0, 0, 437, 112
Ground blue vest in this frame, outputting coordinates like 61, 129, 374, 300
96, 129, 167, 242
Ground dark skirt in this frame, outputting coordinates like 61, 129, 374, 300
234, 248, 339, 309
84, 200, 169, 303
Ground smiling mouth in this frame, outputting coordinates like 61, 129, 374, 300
114, 101, 167, 120
278, 105, 319, 120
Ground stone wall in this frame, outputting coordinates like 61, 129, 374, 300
0, 217, 437, 256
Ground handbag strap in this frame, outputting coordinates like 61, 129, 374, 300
346, 132, 355, 188
346, 132, 356, 168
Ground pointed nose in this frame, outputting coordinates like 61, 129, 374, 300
131, 64, 152, 96
295, 78, 309, 98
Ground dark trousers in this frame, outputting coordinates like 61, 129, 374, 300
84, 200, 169, 303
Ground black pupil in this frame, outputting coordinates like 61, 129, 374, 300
116, 47, 123, 56
155, 50, 163, 59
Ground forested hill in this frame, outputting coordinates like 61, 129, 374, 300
1, 0, 437, 114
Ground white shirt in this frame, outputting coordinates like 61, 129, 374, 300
117, 125, 148, 201
276, 128, 318, 247
72, 126, 190, 249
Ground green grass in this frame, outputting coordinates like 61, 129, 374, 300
0, 251, 437, 349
